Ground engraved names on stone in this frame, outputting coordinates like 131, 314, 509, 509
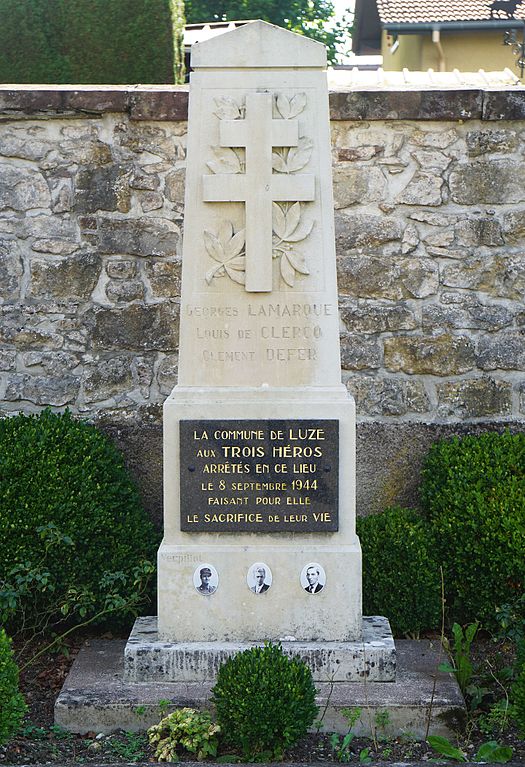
180, 419, 338, 532
186, 301, 334, 366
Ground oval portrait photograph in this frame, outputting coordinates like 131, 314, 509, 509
301, 562, 326, 594
193, 563, 219, 595
247, 562, 272, 594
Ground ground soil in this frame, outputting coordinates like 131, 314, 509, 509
1, 632, 524, 765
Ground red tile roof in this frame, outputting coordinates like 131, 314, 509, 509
376, 0, 525, 24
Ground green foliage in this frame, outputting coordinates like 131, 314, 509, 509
421, 432, 525, 625
329, 708, 360, 762
185, 0, 352, 64
427, 735, 513, 763
440, 622, 479, 695
357, 507, 441, 637
496, 592, 525, 647
148, 708, 220, 761
169, 0, 186, 83
427, 734, 466, 761
0, 410, 159, 635
330, 731, 354, 762
158, 699, 172, 718
211, 642, 317, 760
20, 724, 48, 739
0, 0, 175, 84
511, 642, 525, 737
0, 629, 27, 746
107, 732, 148, 762
1, 550, 155, 670
475, 741, 514, 763
478, 700, 512, 737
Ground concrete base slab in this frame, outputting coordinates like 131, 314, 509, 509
55, 638, 464, 739
124, 616, 396, 683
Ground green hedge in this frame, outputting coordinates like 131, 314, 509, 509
212, 643, 317, 760
0, 0, 175, 84
422, 431, 525, 626
0, 629, 26, 746
0, 409, 159, 627
357, 507, 441, 637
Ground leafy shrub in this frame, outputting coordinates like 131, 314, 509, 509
421, 432, 525, 625
357, 507, 441, 637
0, 629, 27, 746
512, 642, 525, 738
0, 410, 159, 632
148, 708, 220, 761
0, 0, 175, 84
496, 592, 525, 647
211, 643, 317, 760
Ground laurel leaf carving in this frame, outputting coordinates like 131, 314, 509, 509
276, 93, 291, 119
287, 137, 313, 173
280, 253, 295, 287
284, 202, 301, 239
287, 250, 310, 275
272, 151, 287, 173
218, 220, 233, 245
284, 218, 314, 242
225, 265, 246, 284
272, 202, 287, 240
289, 92, 307, 118
207, 146, 241, 174
225, 230, 246, 258
204, 221, 246, 286
203, 230, 225, 262
214, 96, 242, 120
227, 256, 246, 270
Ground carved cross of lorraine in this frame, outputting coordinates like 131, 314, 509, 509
203, 92, 315, 292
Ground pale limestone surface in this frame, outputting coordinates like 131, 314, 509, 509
125, 616, 396, 682
177, 22, 341, 388
160, 388, 360, 641
158, 22, 361, 642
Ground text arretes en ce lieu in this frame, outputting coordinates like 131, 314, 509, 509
189, 426, 331, 524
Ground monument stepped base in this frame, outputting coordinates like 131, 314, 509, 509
124, 616, 396, 683
55, 637, 465, 740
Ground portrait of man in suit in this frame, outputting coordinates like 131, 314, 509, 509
249, 564, 271, 593
303, 563, 325, 594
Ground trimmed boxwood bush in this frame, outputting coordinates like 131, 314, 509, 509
357, 506, 441, 637
211, 643, 317, 760
0, 409, 159, 627
0, 629, 26, 746
0, 0, 175, 84
422, 431, 525, 626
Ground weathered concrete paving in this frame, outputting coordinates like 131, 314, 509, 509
55, 639, 464, 739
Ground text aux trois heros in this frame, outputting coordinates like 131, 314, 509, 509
179, 420, 339, 532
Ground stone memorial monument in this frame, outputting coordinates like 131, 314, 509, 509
56, 23, 465, 736
125, 20, 395, 681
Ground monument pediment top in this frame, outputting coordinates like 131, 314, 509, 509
191, 19, 327, 69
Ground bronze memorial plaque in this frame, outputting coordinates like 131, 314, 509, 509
180, 419, 339, 532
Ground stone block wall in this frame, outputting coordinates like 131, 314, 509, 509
0, 86, 524, 520
332, 119, 525, 422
